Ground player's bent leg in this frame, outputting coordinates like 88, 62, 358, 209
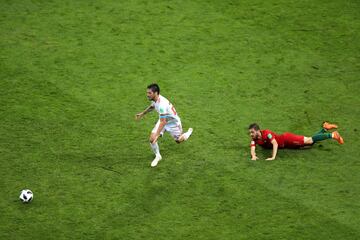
176, 128, 193, 143
311, 132, 332, 144
311, 131, 344, 144
167, 122, 192, 144
314, 128, 326, 135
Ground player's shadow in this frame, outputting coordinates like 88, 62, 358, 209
313, 144, 332, 152
248, 144, 333, 161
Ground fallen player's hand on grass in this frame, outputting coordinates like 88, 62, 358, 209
266, 157, 276, 161
251, 156, 258, 161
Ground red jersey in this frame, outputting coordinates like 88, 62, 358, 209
250, 129, 305, 149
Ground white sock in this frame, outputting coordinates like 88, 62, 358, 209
150, 142, 160, 156
182, 128, 193, 141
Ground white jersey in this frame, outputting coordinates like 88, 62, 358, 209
151, 95, 180, 124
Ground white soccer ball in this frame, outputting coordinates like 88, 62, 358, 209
19, 189, 33, 203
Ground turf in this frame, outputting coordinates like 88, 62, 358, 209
1, 0, 360, 239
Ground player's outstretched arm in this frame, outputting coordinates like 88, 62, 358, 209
266, 139, 278, 161
250, 141, 258, 160
135, 105, 154, 120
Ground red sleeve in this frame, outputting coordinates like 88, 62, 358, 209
250, 140, 256, 147
263, 130, 274, 141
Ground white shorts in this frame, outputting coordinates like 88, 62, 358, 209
151, 119, 183, 141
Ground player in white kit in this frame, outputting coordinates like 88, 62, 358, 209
135, 84, 193, 167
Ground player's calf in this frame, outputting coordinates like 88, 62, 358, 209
149, 133, 158, 144
311, 131, 344, 145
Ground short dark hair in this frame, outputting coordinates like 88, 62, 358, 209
147, 83, 160, 94
248, 123, 260, 131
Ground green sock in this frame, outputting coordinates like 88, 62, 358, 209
314, 128, 326, 135
312, 133, 332, 143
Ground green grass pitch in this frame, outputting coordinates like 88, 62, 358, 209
1, 0, 360, 239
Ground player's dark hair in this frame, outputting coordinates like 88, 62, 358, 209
248, 123, 260, 131
147, 83, 160, 94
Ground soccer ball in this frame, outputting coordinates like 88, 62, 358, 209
19, 189, 33, 203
